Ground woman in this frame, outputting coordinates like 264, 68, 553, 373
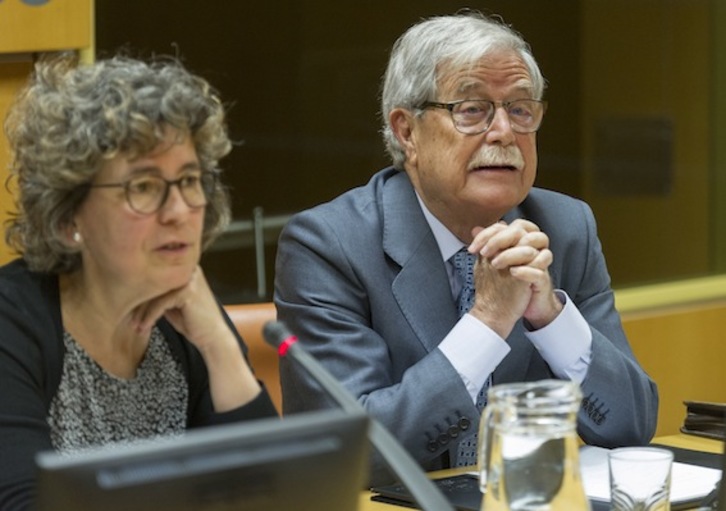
0, 54, 277, 510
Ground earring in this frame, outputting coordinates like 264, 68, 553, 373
72, 232, 82, 244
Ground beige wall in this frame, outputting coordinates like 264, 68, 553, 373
0, 0, 93, 264
0, 60, 32, 265
623, 300, 726, 438
582, 1, 712, 284
0, 0, 91, 54
580, 1, 723, 437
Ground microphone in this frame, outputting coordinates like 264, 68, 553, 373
263, 321, 455, 511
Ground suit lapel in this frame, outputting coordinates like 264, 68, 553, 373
381, 171, 459, 352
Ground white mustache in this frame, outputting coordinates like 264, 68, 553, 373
468, 145, 524, 170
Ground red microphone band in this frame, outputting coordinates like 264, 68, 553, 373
278, 335, 298, 357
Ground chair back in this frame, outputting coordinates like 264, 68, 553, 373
224, 302, 281, 412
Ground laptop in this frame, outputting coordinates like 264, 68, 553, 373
36, 409, 369, 511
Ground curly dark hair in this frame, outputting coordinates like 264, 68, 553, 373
4, 53, 233, 273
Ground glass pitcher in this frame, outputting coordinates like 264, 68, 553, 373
478, 379, 590, 511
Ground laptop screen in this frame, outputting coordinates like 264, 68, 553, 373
35, 409, 369, 511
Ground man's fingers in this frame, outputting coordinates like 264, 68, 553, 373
471, 219, 544, 258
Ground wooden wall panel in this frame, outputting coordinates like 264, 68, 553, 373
0, 0, 93, 264
0, 60, 32, 265
622, 300, 726, 438
0, 0, 92, 53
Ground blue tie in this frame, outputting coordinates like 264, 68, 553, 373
451, 248, 490, 466
453, 248, 477, 316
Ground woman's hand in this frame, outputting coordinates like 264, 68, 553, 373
131, 266, 261, 412
131, 266, 225, 347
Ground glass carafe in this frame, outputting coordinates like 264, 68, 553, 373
479, 379, 590, 511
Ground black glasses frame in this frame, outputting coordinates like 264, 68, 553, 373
89, 171, 217, 215
420, 98, 547, 135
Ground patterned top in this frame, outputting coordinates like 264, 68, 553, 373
48, 327, 189, 453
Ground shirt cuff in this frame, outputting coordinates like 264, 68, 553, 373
525, 290, 593, 382
438, 314, 511, 403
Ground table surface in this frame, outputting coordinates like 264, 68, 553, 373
357, 434, 724, 510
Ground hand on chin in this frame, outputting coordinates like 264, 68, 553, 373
143, 264, 196, 300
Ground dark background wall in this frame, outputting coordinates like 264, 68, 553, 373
96, 1, 582, 302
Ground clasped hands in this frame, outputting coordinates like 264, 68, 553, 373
467, 219, 562, 339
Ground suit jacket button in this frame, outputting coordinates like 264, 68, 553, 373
427, 440, 438, 452
448, 425, 460, 438
459, 417, 471, 431
438, 433, 450, 446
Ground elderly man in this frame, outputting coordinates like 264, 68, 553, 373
274, 11, 658, 484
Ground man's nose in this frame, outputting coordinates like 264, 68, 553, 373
484, 106, 516, 144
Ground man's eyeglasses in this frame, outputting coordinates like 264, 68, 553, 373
419, 99, 547, 135
89, 171, 216, 215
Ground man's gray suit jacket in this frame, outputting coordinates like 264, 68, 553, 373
274, 167, 658, 484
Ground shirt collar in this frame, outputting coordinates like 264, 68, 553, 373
415, 192, 467, 263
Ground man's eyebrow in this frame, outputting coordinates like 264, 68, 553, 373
456, 81, 534, 97
456, 81, 482, 94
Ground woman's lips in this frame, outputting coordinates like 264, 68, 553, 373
157, 241, 190, 252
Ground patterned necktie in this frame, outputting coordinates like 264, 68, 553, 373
453, 248, 477, 316
451, 248, 490, 466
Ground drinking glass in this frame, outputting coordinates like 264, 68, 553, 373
609, 447, 673, 511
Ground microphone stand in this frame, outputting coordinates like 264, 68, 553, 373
263, 321, 455, 511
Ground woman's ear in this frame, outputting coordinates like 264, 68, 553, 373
389, 108, 418, 168
61, 220, 82, 248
